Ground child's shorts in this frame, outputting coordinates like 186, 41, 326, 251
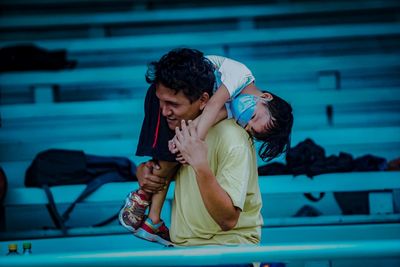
136, 84, 177, 162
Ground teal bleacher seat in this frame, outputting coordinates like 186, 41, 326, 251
2, 171, 399, 243
1, 53, 400, 106
2, 1, 399, 30
1, 0, 399, 41
1, 126, 399, 184
1, 23, 400, 69
0, 233, 399, 266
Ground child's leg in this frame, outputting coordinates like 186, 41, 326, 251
136, 188, 152, 200
147, 160, 179, 224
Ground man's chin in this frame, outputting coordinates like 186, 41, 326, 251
167, 119, 178, 130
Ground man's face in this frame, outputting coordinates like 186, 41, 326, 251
155, 83, 206, 130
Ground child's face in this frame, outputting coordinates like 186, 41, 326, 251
245, 101, 274, 136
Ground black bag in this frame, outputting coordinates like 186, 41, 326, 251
286, 138, 326, 177
25, 149, 137, 232
0, 167, 7, 204
0, 44, 76, 72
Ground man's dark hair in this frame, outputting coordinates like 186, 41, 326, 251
253, 91, 294, 162
145, 48, 215, 102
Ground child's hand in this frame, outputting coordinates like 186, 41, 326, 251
175, 152, 188, 165
169, 138, 188, 165
168, 139, 179, 154
173, 120, 208, 169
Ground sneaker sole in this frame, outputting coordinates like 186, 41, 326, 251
134, 228, 174, 247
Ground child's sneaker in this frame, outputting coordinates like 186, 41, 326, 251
119, 190, 150, 231
134, 217, 172, 246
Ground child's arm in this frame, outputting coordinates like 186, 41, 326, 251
169, 107, 226, 162
168, 88, 228, 158
192, 102, 227, 128
196, 84, 230, 140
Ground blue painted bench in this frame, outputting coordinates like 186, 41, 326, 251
2, 171, 399, 241
1, 125, 399, 182
2, 53, 400, 105
2, 86, 399, 130
0, 233, 399, 267
1, 23, 400, 73
0, 232, 400, 267
1, 124, 398, 160
2, 54, 399, 88
2, 1, 399, 33
2, 22, 400, 54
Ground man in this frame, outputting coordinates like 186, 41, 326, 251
131, 48, 263, 245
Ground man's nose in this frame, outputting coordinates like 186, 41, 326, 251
161, 104, 171, 117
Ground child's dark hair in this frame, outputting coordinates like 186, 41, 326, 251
253, 91, 293, 162
145, 48, 215, 102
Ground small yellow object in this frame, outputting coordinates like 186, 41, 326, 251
8, 244, 17, 251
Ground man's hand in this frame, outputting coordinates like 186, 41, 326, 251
173, 120, 208, 169
136, 161, 166, 194
168, 139, 188, 165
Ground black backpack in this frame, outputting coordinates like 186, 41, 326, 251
0, 167, 7, 204
0, 44, 76, 72
25, 149, 137, 232
0, 167, 7, 231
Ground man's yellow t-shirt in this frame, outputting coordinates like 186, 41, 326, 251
170, 119, 263, 246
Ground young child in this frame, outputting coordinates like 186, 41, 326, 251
119, 49, 293, 245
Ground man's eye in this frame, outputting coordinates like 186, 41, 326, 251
167, 102, 178, 107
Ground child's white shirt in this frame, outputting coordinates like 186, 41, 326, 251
206, 55, 255, 119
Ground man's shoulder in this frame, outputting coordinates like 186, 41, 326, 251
213, 118, 241, 130
210, 119, 250, 142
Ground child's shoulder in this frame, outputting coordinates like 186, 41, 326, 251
205, 55, 225, 66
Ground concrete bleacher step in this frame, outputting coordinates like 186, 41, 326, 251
1, 126, 399, 161
1, 1, 399, 41
8, 104, 400, 123
31, 28, 400, 69
0, 138, 137, 162
5, 171, 399, 205
0, 230, 399, 267
2, 223, 400, 246
3, 1, 399, 30
2, 53, 400, 105
3, 110, 400, 143
0, 0, 154, 17
2, 53, 399, 87
1, 125, 399, 189
3, 87, 399, 117
2, 23, 399, 59
2, 171, 399, 240
2, 86, 399, 131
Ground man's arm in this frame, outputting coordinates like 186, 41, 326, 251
135, 161, 167, 194
173, 120, 240, 231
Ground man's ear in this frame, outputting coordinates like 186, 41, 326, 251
199, 92, 210, 111
260, 92, 273, 101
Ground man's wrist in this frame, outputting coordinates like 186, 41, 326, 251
192, 161, 212, 180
